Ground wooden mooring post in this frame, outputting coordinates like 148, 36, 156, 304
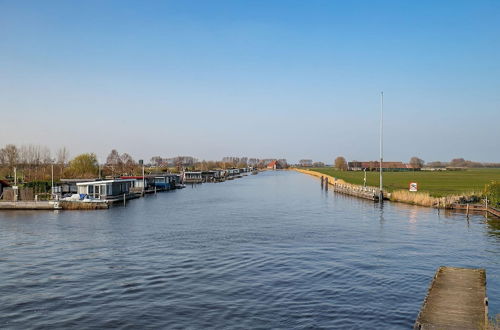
414, 266, 488, 329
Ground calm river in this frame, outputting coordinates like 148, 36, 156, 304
1, 170, 499, 329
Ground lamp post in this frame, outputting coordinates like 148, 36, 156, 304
379, 91, 384, 201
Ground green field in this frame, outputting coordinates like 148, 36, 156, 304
309, 168, 500, 197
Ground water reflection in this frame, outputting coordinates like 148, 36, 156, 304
487, 219, 500, 239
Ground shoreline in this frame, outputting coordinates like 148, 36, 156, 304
292, 168, 500, 217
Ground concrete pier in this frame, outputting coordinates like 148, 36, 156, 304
414, 266, 488, 330
294, 168, 379, 202
0, 201, 60, 210
0, 201, 109, 210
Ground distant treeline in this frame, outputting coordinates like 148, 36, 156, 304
0, 144, 286, 182
426, 158, 500, 168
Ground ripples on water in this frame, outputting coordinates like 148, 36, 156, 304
1, 171, 499, 329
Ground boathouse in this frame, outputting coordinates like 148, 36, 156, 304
76, 179, 134, 200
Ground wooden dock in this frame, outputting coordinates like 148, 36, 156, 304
414, 266, 488, 330
451, 204, 500, 218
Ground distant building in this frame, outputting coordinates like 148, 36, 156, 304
277, 159, 288, 168
299, 159, 313, 167
267, 160, 280, 170
347, 161, 418, 171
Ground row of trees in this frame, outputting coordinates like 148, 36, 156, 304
0, 144, 277, 182
0, 144, 69, 167
331, 156, 500, 171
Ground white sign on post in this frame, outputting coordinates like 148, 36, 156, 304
409, 182, 418, 192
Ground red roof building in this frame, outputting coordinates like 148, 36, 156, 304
267, 160, 281, 170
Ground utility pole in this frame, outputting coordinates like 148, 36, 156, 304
379, 91, 384, 201
13, 166, 18, 202
142, 165, 145, 195
51, 164, 54, 199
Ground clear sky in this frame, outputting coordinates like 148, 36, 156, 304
1, 0, 499, 164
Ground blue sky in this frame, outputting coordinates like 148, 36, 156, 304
1, 0, 499, 163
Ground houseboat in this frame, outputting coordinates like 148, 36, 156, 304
201, 171, 217, 182
76, 179, 136, 201
183, 171, 202, 184
59, 178, 99, 195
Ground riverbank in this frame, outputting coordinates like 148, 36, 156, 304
294, 168, 381, 201
293, 168, 499, 215
308, 167, 500, 197
0, 170, 256, 211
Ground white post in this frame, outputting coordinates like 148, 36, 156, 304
51, 164, 54, 199
142, 166, 145, 195
379, 91, 384, 201
364, 168, 367, 187
485, 196, 488, 218
13, 167, 18, 202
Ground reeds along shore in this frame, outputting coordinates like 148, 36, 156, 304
389, 190, 462, 208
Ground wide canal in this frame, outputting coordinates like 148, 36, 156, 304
1, 170, 499, 329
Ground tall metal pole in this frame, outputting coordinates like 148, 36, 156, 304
379, 91, 384, 201
142, 165, 145, 195
51, 164, 54, 199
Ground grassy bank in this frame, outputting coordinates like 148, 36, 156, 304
307, 168, 500, 197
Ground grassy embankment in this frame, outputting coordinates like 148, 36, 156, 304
305, 168, 500, 207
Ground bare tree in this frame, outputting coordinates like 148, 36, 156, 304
106, 149, 121, 166
2, 144, 19, 168
334, 156, 348, 171
120, 153, 135, 174
41, 146, 52, 164
56, 147, 69, 165
409, 157, 424, 168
